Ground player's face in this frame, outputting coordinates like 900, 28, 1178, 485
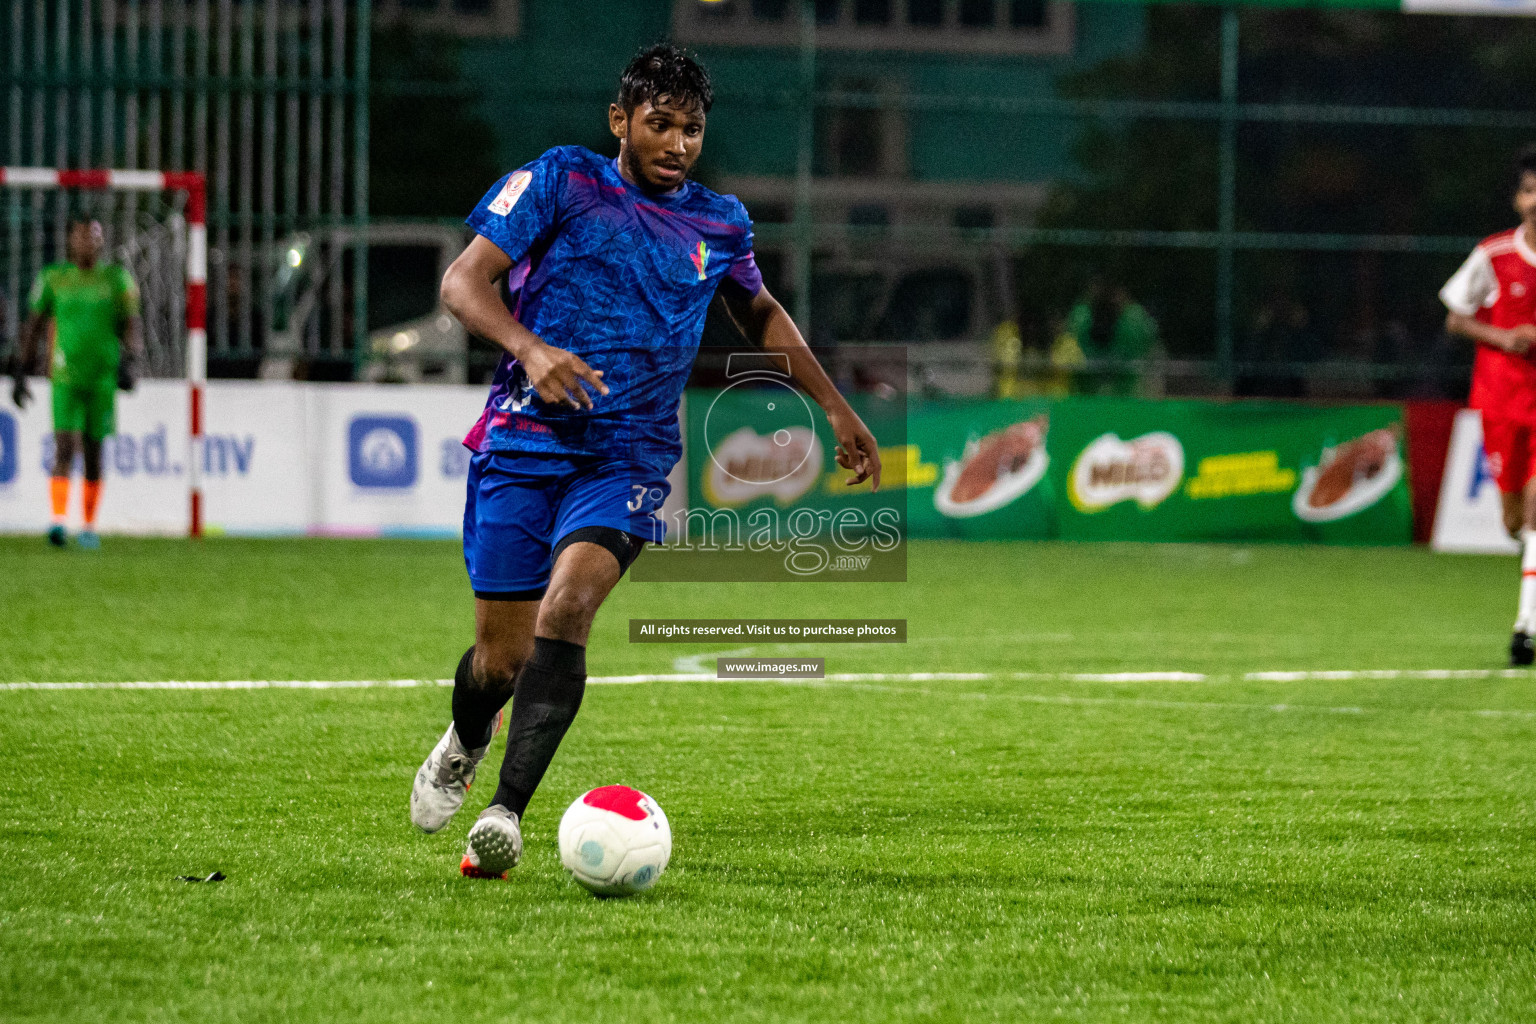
611, 97, 705, 192
1516, 171, 1536, 226
67, 221, 103, 264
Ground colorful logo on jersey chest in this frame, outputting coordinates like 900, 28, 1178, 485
690, 241, 710, 281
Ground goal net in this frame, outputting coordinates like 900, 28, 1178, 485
0, 168, 209, 534
1, 173, 201, 378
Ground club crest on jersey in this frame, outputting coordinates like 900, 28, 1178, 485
488, 169, 533, 216
690, 241, 710, 281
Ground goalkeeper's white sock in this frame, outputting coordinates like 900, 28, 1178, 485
1518, 531, 1536, 633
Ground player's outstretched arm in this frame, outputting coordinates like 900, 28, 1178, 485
722, 282, 881, 491
441, 235, 609, 410
1446, 311, 1536, 355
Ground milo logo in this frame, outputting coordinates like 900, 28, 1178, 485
702, 425, 823, 507
1068, 431, 1184, 512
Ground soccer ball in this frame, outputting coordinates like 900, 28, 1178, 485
558, 785, 671, 897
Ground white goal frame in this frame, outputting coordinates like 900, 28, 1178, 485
1, 168, 209, 537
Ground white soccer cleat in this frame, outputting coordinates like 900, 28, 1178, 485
461, 804, 523, 879
410, 716, 498, 833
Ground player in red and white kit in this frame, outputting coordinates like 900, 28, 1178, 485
1441, 145, 1536, 665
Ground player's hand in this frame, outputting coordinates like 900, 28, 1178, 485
521, 341, 608, 410
1507, 325, 1536, 355
11, 373, 31, 410
828, 406, 881, 492
117, 359, 137, 393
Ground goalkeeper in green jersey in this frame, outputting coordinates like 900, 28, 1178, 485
11, 215, 142, 549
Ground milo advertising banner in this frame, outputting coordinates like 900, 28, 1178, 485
1038, 398, 1411, 544
649, 380, 909, 582
910, 398, 1057, 541
681, 391, 1411, 547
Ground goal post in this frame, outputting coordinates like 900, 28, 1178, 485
0, 167, 208, 538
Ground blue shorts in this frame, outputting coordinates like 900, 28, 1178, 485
462, 450, 670, 599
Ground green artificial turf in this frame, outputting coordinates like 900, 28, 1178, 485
2, 538, 1534, 1022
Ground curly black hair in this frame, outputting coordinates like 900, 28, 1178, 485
617, 42, 713, 115
1517, 144, 1536, 192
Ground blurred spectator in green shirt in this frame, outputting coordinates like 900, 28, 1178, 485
1063, 278, 1160, 396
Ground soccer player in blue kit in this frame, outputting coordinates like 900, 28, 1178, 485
410, 44, 883, 878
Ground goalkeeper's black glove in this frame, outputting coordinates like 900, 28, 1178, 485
8, 356, 29, 410
117, 357, 137, 393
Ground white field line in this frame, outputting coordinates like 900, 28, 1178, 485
1, 671, 1534, 720
1245, 669, 1536, 681
0, 679, 457, 691
4, 667, 1536, 691
0, 671, 1221, 690
672, 647, 757, 674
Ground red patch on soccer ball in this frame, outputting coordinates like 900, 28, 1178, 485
583, 785, 648, 821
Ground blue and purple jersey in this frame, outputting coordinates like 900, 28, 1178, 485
462, 145, 762, 472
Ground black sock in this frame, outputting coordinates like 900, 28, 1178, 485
450, 646, 511, 751
489, 637, 587, 818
